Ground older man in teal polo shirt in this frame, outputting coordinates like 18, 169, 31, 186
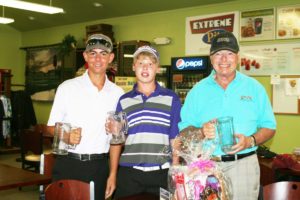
179, 31, 276, 200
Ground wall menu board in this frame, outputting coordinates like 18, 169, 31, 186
272, 76, 300, 115
240, 8, 275, 41
239, 43, 300, 76
277, 5, 300, 39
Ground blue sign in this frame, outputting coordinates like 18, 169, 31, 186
171, 56, 209, 71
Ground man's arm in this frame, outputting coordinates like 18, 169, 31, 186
171, 138, 180, 165
105, 144, 122, 199
46, 126, 55, 136
249, 128, 275, 147
231, 128, 276, 154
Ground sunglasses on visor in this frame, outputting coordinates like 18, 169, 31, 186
86, 38, 112, 49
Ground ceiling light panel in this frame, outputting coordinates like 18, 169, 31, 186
0, 0, 64, 14
0, 16, 14, 24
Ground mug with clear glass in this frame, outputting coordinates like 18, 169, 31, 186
52, 122, 71, 155
106, 111, 128, 144
216, 116, 236, 154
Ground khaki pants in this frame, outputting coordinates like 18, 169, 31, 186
218, 154, 260, 200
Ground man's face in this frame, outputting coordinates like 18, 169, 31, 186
133, 55, 159, 84
83, 49, 114, 75
210, 50, 239, 79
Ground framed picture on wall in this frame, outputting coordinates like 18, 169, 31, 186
276, 4, 300, 39
25, 45, 63, 101
240, 8, 275, 41
23, 43, 77, 101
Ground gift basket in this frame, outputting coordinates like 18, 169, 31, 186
167, 130, 232, 200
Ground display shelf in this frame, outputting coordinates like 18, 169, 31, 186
118, 40, 150, 76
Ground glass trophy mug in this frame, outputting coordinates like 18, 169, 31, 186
52, 122, 71, 155
106, 111, 128, 144
216, 116, 235, 154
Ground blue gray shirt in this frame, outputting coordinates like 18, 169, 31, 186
116, 82, 181, 167
179, 70, 276, 156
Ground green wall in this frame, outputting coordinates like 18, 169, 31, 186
2, 0, 300, 154
0, 25, 24, 84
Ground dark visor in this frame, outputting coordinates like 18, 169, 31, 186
86, 38, 112, 49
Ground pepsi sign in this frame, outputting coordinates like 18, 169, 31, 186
171, 56, 209, 71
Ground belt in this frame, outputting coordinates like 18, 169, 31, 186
67, 152, 108, 161
133, 162, 170, 172
211, 151, 256, 162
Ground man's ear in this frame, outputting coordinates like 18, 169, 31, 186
83, 52, 88, 62
109, 53, 115, 63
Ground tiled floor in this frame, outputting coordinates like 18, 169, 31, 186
0, 153, 40, 200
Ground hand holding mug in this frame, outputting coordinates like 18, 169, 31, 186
227, 133, 249, 154
202, 119, 217, 139
69, 126, 82, 149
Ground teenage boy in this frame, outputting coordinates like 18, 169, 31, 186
111, 46, 181, 198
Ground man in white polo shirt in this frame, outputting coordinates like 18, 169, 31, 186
47, 33, 124, 200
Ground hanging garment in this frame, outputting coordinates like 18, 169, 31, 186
0, 95, 12, 139
0, 100, 4, 142
11, 90, 37, 135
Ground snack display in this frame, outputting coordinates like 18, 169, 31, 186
240, 58, 261, 71
167, 130, 232, 200
241, 17, 263, 38
241, 26, 255, 37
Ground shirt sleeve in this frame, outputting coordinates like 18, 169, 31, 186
178, 87, 202, 131
116, 96, 123, 113
257, 84, 276, 130
169, 94, 182, 139
47, 84, 68, 126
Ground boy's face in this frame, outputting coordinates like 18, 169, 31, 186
133, 54, 159, 84
83, 48, 114, 76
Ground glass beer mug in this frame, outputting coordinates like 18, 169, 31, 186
106, 111, 128, 144
216, 116, 236, 154
52, 122, 71, 155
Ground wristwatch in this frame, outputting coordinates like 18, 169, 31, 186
249, 135, 256, 148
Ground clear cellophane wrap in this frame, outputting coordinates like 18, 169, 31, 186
167, 130, 233, 200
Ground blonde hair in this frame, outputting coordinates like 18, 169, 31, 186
133, 52, 159, 64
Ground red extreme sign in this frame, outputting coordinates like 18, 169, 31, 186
189, 14, 235, 34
